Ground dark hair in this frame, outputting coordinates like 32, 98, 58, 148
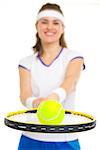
33, 3, 67, 55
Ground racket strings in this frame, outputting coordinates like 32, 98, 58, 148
8, 112, 94, 125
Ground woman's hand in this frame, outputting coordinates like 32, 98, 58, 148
32, 93, 59, 108
46, 93, 59, 101
32, 97, 46, 108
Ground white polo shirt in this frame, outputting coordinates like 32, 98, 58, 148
19, 47, 85, 142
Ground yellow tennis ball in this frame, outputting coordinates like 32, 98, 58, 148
37, 100, 65, 125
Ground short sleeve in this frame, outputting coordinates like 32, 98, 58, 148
18, 55, 33, 71
67, 50, 85, 70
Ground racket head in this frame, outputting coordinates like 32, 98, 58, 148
4, 109, 96, 133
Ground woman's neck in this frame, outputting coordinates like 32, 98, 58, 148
41, 42, 62, 58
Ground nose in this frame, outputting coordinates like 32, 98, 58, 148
47, 22, 53, 29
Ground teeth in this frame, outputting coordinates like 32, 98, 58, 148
45, 32, 55, 35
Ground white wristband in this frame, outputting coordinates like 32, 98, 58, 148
53, 88, 67, 103
25, 96, 36, 109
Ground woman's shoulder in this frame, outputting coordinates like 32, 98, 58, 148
18, 52, 37, 71
63, 47, 83, 56
62, 47, 85, 70
63, 47, 84, 60
19, 51, 37, 62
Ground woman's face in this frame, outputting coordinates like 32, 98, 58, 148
36, 17, 64, 44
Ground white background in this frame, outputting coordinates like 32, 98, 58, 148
0, 0, 100, 149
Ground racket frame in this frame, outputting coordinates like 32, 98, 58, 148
4, 109, 96, 133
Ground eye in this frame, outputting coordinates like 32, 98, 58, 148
41, 21, 48, 24
53, 22, 59, 25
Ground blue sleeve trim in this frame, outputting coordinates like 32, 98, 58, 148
18, 65, 30, 71
70, 56, 84, 61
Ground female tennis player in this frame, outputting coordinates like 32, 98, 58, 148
18, 3, 85, 150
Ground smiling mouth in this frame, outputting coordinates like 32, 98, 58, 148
44, 32, 56, 36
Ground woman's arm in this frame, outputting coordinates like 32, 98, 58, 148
46, 58, 84, 101
19, 67, 33, 106
60, 58, 83, 92
19, 67, 45, 108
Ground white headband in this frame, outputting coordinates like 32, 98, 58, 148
36, 10, 64, 25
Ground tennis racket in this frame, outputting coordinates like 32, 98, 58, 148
4, 109, 96, 133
